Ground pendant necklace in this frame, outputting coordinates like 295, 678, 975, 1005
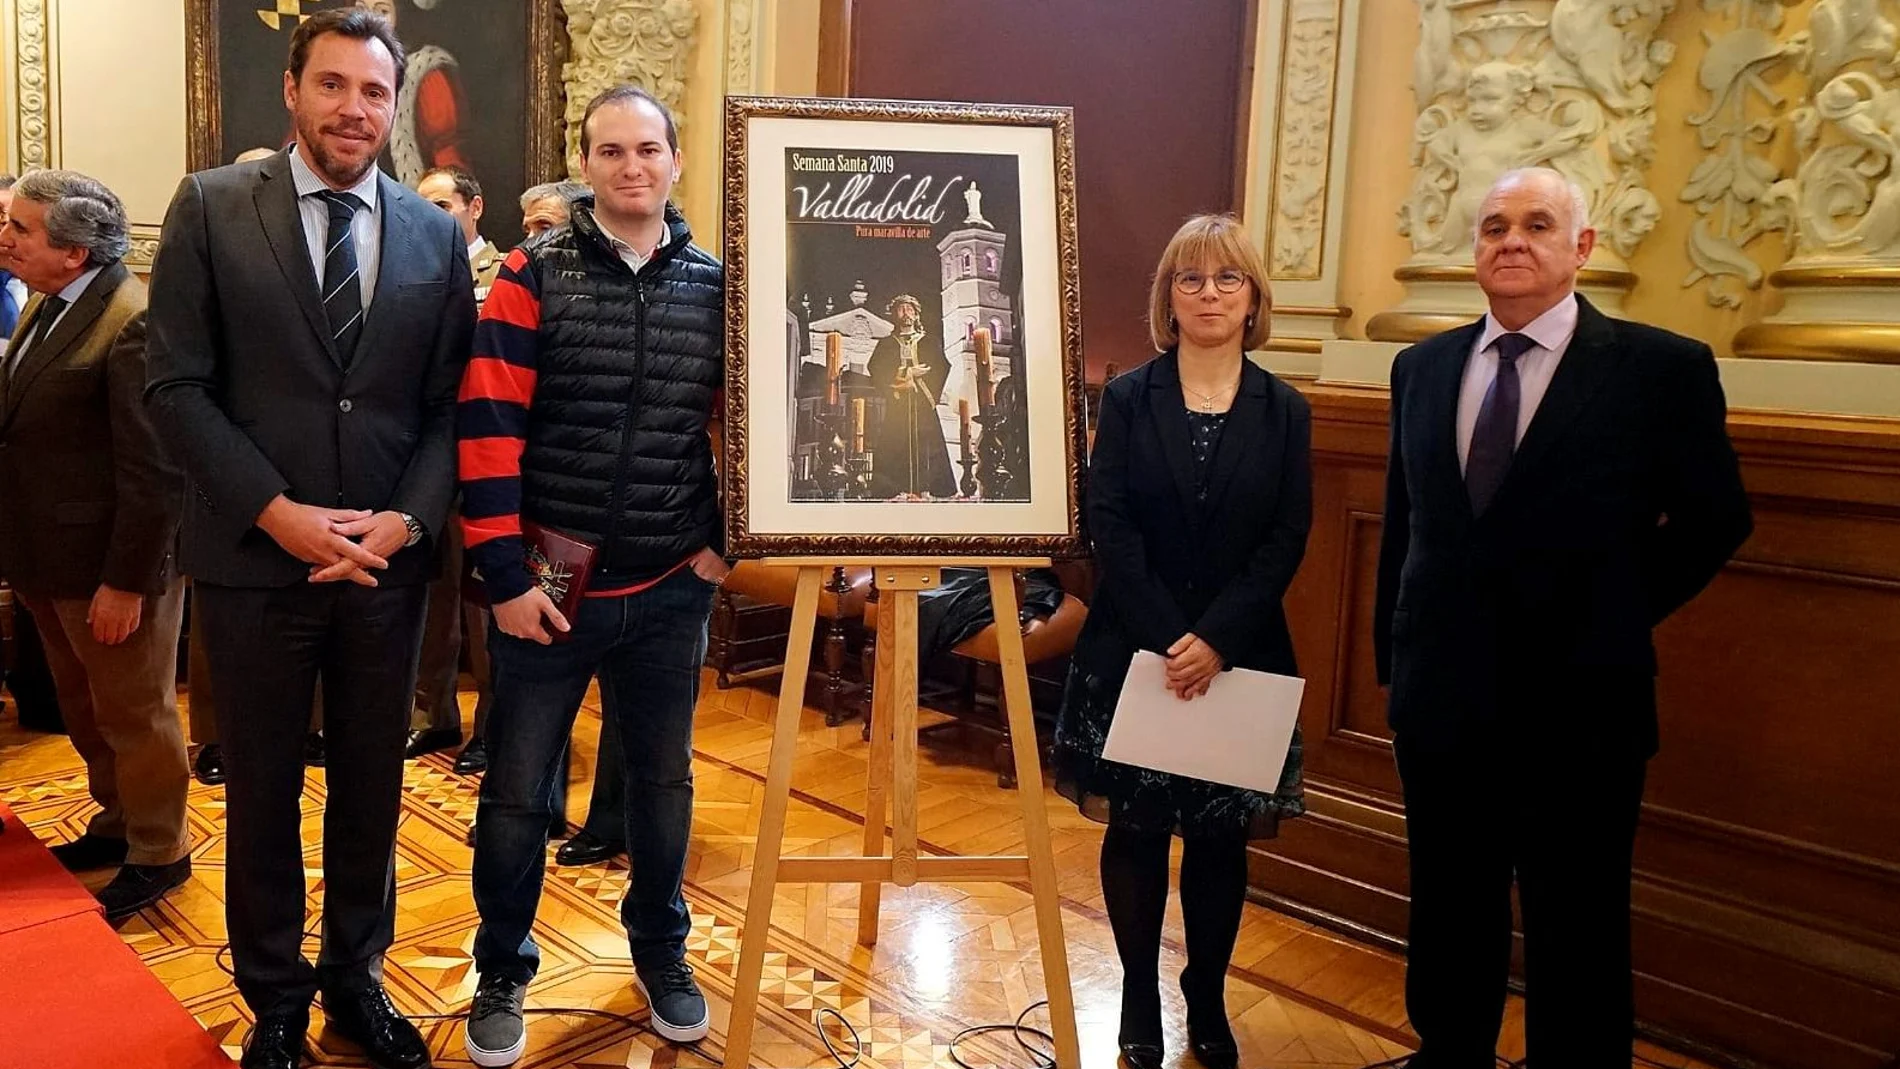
1184, 377, 1238, 413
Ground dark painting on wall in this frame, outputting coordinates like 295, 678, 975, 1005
186, 0, 564, 246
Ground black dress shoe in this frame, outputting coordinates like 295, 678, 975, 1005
555, 830, 622, 866
1183, 972, 1238, 1069
452, 735, 488, 774
99, 857, 192, 922
304, 732, 326, 768
49, 833, 128, 872
1189, 1032, 1240, 1069
405, 727, 462, 759
242, 1005, 309, 1069
194, 743, 226, 786
1118, 1041, 1165, 1069
322, 980, 430, 1069
16, 705, 66, 734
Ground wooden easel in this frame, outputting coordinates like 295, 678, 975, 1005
720, 557, 1080, 1069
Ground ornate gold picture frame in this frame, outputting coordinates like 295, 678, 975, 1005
722, 95, 1088, 559
183, 0, 564, 242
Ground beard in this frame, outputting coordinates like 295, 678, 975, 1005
294, 110, 386, 188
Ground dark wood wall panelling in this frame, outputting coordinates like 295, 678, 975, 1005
1262, 388, 1900, 1069
828, 0, 1255, 382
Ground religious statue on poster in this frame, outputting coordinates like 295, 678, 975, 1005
865, 294, 957, 500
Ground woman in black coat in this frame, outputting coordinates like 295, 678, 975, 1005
1054, 214, 1311, 1069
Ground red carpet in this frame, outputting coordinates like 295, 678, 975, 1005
0, 803, 232, 1068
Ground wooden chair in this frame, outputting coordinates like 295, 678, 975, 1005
859, 570, 1088, 786
708, 561, 873, 725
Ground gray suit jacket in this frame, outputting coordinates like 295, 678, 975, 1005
145, 149, 475, 588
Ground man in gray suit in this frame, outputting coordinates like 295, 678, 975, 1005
146, 9, 472, 1069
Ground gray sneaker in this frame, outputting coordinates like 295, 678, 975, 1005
465, 972, 528, 1066
634, 959, 709, 1043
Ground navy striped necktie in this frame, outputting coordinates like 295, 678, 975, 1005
312, 189, 365, 362
1465, 331, 1534, 515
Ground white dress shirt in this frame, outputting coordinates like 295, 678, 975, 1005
288, 143, 382, 309
7, 265, 104, 373
1456, 292, 1580, 472
596, 215, 663, 274
3, 276, 27, 323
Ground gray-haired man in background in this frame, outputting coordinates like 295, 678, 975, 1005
0, 170, 189, 920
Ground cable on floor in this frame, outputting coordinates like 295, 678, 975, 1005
809, 999, 1058, 1069
202, 925, 1698, 1069
943, 1000, 1057, 1069
813, 1006, 863, 1069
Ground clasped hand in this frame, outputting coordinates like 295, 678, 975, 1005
257, 496, 404, 587
891, 364, 931, 392
1165, 633, 1223, 701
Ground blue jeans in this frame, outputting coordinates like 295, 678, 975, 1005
471, 568, 715, 980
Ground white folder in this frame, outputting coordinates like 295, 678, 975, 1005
1099, 651, 1304, 793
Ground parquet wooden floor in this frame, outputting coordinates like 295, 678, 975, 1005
0, 671, 1715, 1069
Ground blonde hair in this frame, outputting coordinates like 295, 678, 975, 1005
1147, 213, 1272, 352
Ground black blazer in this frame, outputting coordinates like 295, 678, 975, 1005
1075, 351, 1313, 680
1373, 296, 1752, 757
145, 150, 475, 588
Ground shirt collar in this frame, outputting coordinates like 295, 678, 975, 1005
467, 236, 488, 258
1478, 291, 1578, 355
289, 142, 381, 211
595, 216, 663, 269
53, 265, 105, 306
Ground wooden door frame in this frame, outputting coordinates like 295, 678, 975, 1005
817, 0, 855, 97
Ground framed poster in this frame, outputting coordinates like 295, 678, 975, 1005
184, 0, 564, 244
723, 96, 1088, 559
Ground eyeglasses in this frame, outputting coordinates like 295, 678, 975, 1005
1173, 269, 1248, 295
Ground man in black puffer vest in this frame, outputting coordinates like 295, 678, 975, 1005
456, 86, 728, 1067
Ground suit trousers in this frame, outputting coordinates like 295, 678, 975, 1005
1394, 726, 1647, 1069
21, 582, 189, 865
195, 580, 427, 1015
4, 603, 65, 730
185, 581, 323, 745
411, 515, 490, 737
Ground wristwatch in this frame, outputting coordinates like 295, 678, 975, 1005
397, 512, 424, 548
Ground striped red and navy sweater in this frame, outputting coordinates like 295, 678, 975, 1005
457, 204, 724, 605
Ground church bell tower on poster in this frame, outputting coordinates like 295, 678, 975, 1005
937, 182, 1017, 424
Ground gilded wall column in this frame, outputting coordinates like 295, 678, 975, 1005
559, 0, 699, 178
1365, 0, 1678, 342
1728, 0, 1900, 363
1246, 0, 1367, 374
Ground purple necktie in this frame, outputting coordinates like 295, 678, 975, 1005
1465, 332, 1534, 515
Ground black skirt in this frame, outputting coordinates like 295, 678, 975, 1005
1052, 657, 1305, 841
